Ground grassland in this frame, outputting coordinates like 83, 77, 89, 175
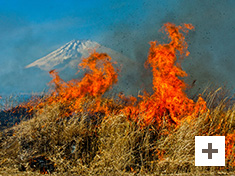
0, 89, 234, 175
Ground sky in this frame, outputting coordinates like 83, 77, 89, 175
0, 0, 234, 96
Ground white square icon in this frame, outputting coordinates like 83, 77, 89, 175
195, 136, 225, 166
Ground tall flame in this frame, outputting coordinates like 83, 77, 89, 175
30, 52, 118, 117
123, 23, 207, 128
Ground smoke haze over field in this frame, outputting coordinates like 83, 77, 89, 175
0, 0, 234, 95
100, 0, 235, 95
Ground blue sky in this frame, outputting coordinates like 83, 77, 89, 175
0, 0, 169, 43
0, 0, 234, 95
0, 0, 169, 67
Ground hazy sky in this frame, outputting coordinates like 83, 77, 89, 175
0, 0, 234, 95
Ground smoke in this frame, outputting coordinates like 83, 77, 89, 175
175, 0, 235, 96
100, 0, 235, 96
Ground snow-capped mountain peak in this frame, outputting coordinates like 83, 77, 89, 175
25, 40, 101, 71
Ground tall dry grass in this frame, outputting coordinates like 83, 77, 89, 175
0, 89, 234, 175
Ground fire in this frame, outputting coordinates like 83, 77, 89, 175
25, 23, 208, 127
23, 23, 208, 127
29, 52, 119, 117
123, 23, 207, 128
17, 22, 234, 170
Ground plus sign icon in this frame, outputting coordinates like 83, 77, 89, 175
195, 136, 225, 166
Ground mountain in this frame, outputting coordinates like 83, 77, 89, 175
25, 40, 141, 95
26, 40, 134, 71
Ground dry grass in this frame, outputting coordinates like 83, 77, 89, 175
0, 90, 234, 175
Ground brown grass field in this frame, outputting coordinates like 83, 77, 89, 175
0, 89, 234, 175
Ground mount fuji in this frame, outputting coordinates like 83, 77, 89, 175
26, 40, 134, 71
25, 40, 141, 95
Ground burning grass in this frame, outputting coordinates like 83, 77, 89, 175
0, 98, 234, 175
0, 23, 234, 175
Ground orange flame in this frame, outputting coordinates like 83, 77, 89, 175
123, 23, 207, 128
30, 52, 118, 117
